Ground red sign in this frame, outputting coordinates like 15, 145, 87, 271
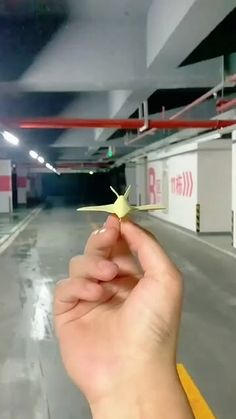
17, 177, 27, 188
171, 171, 193, 197
148, 167, 162, 204
0, 176, 12, 192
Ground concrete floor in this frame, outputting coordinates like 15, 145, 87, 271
0, 209, 32, 245
0, 207, 236, 419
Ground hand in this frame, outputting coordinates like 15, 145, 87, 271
54, 216, 194, 419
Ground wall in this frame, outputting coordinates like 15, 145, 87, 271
28, 174, 42, 200
198, 140, 232, 233
135, 157, 147, 205
0, 160, 12, 213
147, 147, 197, 231
42, 172, 119, 206
232, 133, 236, 247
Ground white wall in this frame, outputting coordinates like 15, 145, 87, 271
198, 141, 232, 233
125, 163, 137, 205
135, 157, 147, 205
147, 149, 197, 231
0, 160, 12, 213
232, 133, 236, 247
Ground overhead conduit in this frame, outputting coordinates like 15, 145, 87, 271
0, 118, 235, 130
125, 73, 236, 145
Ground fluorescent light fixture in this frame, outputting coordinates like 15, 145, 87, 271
46, 163, 52, 170
29, 150, 38, 159
2, 131, 19, 145
38, 156, 45, 164
89, 171, 94, 175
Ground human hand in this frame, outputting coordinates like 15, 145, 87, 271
54, 216, 194, 419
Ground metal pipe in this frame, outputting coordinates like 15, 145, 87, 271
216, 98, 236, 113
1, 118, 235, 130
125, 73, 236, 145
169, 75, 236, 120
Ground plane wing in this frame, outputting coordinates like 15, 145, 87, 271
77, 204, 115, 214
131, 205, 166, 211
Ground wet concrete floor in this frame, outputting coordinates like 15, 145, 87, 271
0, 207, 236, 419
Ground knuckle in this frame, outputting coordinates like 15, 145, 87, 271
164, 270, 183, 296
69, 255, 82, 269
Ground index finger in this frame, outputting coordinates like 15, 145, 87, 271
120, 219, 180, 279
85, 215, 120, 258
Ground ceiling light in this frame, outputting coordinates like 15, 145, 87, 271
38, 156, 45, 164
46, 163, 52, 170
2, 131, 19, 145
89, 171, 94, 175
29, 150, 38, 159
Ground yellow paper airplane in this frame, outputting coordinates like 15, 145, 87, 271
77, 186, 165, 219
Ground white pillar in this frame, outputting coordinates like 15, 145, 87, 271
232, 133, 236, 248
125, 163, 137, 205
135, 157, 147, 205
17, 166, 28, 205
198, 140, 232, 233
0, 160, 12, 213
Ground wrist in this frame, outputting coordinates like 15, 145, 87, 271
90, 367, 194, 419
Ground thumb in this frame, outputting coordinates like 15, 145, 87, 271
120, 219, 183, 330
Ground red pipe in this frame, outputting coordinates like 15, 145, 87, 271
125, 73, 236, 145
55, 162, 111, 168
170, 74, 236, 120
1, 118, 235, 130
216, 98, 236, 113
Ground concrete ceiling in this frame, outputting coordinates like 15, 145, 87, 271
0, 1, 236, 170
68, 0, 153, 20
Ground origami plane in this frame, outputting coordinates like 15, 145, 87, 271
77, 185, 165, 219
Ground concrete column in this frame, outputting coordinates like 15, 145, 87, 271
135, 157, 147, 205
0, 160, 13, 213
125, 163, 137, 205
232, 133, 236, 248
198, 140, 232, 233
17, 166, 28, 205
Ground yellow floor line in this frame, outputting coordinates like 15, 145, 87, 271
178, 364, 216, 419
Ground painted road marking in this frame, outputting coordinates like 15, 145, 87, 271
0, 207, 42, 255
178, 364, 216, 418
